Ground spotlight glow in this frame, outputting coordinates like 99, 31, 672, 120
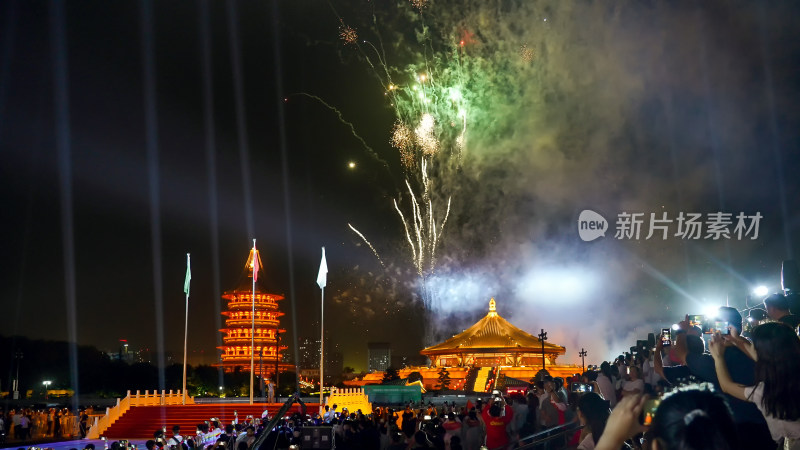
703, 305, 721, 319
754, 285, 769, 297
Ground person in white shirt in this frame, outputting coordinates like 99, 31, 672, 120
168, 426, 184, 449
621, 366, 644, 397
323, 404, 337, 423
595, 363, 617, 409
235, 426, 256, 448
710, 323, 800, 447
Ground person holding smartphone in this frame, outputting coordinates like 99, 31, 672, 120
539, 377, 567, 428
710, 322, 800, 448
482, 396, 513, 450
674, 309, 774, 449
621, 366, 644, 397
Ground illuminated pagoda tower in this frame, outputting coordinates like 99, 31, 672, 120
216, 248, 290, 377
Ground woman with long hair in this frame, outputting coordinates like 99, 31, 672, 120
595, 363, 617, 409
575, 393, 610, 450
710, 321, 800, 449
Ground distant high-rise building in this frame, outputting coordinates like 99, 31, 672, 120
297, 337, 321, 369
367, 342, 391, 372
109, 339, 135, 364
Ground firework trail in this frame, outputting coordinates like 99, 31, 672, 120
347, 223, 386, 268
291, 92, 392, 172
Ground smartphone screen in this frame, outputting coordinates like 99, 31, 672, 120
661, 328, 671, 347
640, 398, 661, 426
713, 321, 731, 334
689, 314, 704, 326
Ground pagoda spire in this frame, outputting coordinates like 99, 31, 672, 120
488, 297, 497, 316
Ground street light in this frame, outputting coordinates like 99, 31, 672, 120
579, 348, 588, 373
13, 351, 23, 399
538, 329, 548, 372
43, 380, 52, 400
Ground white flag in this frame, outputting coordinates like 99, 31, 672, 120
316, 247, 328, 289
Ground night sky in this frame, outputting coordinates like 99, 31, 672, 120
2, 0, 799, 372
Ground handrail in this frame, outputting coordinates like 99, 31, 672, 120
516, 422, 582, 449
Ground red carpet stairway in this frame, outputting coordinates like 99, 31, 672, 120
102, 403, 320, 439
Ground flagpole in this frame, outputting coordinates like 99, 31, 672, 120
250, 239, 256, 405
319, 284, 324, 413
316, 247, 327, 415
182, 253, 191, 406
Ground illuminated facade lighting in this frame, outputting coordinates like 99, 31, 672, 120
214, 248, 291, 377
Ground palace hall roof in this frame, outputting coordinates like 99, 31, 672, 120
421, 298, 566, 356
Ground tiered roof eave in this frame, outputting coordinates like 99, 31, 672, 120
420, 298, 567, 358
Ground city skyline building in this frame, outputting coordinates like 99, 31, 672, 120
367, 342, 391, 372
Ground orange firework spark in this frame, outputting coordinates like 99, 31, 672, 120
414, 113, 438, 156
400, 147, 416, 169
519, 44, 534, 62
391, 122, 416, 169
391, 121, 412, 148
410, 0, 428, 11
339, 24, 358, 45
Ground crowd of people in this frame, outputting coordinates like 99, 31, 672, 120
98, 298, 799, 450
574, 297, 800, 450
7, 295, 799, 450
0, 407, 91, 443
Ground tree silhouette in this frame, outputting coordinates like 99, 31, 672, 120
382, 366, 400, 384
436, 367, 451, 390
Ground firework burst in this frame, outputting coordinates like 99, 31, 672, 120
327, 0, 522, 339
414, 113, 439, 156
410, 0, 429, 12
337, 3, 468, 314
391, 121, 416, 169
519, 44, 534, 62
339, 24, 358, 45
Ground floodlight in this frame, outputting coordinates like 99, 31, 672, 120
703, 305, 720, 318
754, 286, 769, 297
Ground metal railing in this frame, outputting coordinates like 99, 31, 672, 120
516, 422, 582, 449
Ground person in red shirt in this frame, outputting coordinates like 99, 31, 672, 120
481, 396, 514, 450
